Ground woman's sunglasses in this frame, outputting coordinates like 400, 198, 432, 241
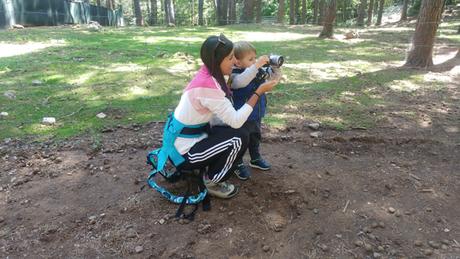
213, 34, 226, 55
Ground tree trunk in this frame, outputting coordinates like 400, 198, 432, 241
255, 0, 262, 23
404, 0, 443, 68
198, 0, 204, 25
228, 0, 236, 24
133, 0, 143, 25
96, 0, 101, 6
278, 0, 285, 23
106, 0, 112, 9
289, 0, 295, 24
241, 0, 255, 23
357, 0, 366, 26
367, 0, 374, 26
319, 0, 337, 38
400, 0, 409, 21
313, 0, 319, 24
164, 0, 175, 25
301, 0, 306, 24
373, 0, 378, 15
318, 0, 325, 25
376, 0, 384, 25
216, 0, 229, 25
150, 0, 158, 25
295, 0, 301, 24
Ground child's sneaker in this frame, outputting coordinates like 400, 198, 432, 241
249, 158, 271, 170
233, 164, 251, 180
204, 179, 239, 199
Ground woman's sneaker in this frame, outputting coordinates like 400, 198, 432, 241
249, 158, 271, 170
233, 164, 251, 180
204, 179, 239, 199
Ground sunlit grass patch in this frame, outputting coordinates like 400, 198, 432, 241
0, 23, 458, 140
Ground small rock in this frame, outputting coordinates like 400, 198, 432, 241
414, 240, 423, 247
363, 227, 372, 233
0, 217, 4, 223
441, 244, 448, 250
88, 215, 97, 224
371, 222, 379, 228
373, 252, 382, 258
159, 219, 166, 225
428, 241, 440, 249
364, 243, 373, 252
197, 223, 211, 234
395, 211, 401, 217
308, 122, 320, 130
441, 239, 450, 245
354, 240, 364, 247
32, 80, 43, 85
42, 117, 56, 125
262, 245, 270, 252
378, 221, 385, 228
228, 211, 234, 216
135, 245, 143, 253
313, 208, 319, 214
0, 112, 8, 118
310, 132, 323, 138
318, 243, 329, 252
377, 246, 384, 252
388, 207, 396, 214
4, 90, 16, 99
96, 112, 107, 119
425, 207, 432, 212
422, 249, 433, 256
126, 228, 137, 238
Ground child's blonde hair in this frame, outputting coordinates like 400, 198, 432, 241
233, 41, 256, 60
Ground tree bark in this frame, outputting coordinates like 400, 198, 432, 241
295, 0, 301, 24
367, 0, 374, 26
319, 0, 337, 38
133, 0, 143, 26
96, 0, 101, 6
149, 0, 158, 25
278, 0, 285, 23
255, 0, 262, 23
216, 0, 229, 25
164, 0, 175, 25
400, 0, 409, 21
106, 0, 113, 9
404, 0, 443, 68
198, 0, 204, 25
376, 0, 384, 25
241, 0, 255, 23
357, 0, 366, 26
318, 0, 325, 25
289, 0, 295, 24
228, 0, 236, 24
301, 0, 306, 24
313, 0, 319, 24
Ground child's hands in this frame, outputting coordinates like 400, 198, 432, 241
255, 55, 270, 69
256, 77, 280, 94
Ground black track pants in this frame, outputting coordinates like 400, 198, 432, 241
178, 126, 249, 183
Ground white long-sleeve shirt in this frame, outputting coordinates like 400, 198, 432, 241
173, 66, 253, 155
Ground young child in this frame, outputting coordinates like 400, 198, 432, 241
229, 41, 281, 180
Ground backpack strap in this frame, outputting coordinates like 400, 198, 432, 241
146, 150, 208, 205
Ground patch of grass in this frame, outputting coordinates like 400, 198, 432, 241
0, 23, 457, 140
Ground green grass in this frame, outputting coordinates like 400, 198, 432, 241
0, 23, 458, 140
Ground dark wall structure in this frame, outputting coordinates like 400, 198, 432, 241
0, 0, 123, 28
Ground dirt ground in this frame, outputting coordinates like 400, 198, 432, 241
1, 64, 460, 259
